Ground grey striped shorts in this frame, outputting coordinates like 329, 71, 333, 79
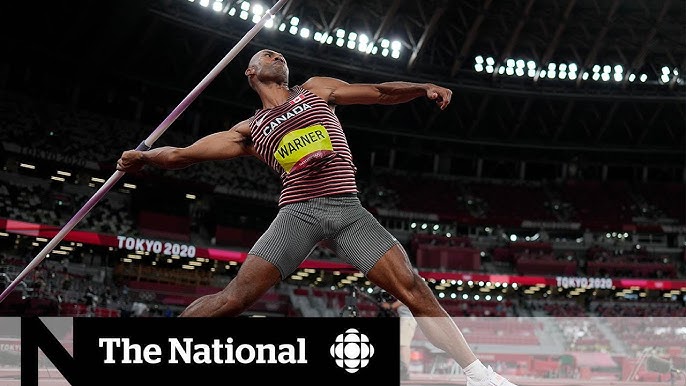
249, 194, 399, 279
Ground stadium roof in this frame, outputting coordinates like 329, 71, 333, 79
4, 0, 685, 162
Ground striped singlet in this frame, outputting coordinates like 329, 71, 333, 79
249, 86, 358, 207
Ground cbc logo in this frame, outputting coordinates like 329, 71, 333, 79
329, 328, 375, 373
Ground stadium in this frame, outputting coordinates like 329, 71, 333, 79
0, 0, 685, 385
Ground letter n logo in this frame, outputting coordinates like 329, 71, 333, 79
21, 317, 79, 385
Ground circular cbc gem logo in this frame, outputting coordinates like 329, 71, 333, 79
329, 328, 375, 373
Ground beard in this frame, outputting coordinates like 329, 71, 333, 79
258, 63, 289, 85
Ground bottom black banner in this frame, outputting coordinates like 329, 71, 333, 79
22, 317, 399, 386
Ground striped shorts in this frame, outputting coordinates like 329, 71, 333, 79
249, 194, 399, 279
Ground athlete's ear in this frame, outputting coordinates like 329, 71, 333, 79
245, 66, 255, 77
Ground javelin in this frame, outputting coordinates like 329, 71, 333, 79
0, 0, 290, 304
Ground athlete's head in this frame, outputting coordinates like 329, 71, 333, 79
246, 49, 289, 90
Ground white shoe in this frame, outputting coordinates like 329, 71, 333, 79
466, 366, 518, 386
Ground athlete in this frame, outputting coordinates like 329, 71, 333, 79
116, 49, 517, 386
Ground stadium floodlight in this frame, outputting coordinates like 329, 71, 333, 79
506, 67, 514, 75
592, 72, 600, 81
348, 32, 357, 41
486, 56, 495, 66
252, 4, 263, 15
614, 65, 623, 73
278, 22, 286, 31
540, 70, 546, 77
506, 59, 515, 68
358, 34, 369, 44
582, 72, 589, 80
299, 27, 310, 39
326, 36, 333, 44
674, 68, 679, 76
515, 68, 524, 76
569, 72, 577, 80
240, 1, 250, 10
661, 74, 670, 83
498, 66, 505, 74
527, 69, 536, 77
228, 7, 236, 15
662, 66, 670, 75
559, 71, 566, 79
347, 40, 355, 49
252, 14, 261, 23
336, 29, 346, 38
592, 65, 601, 73
289, 25, 298, 35
603, 65, 611, 73
380, 38, 389, 48
200, 0, 210, 6
629, 73, 636, 82
240, 10, 249, 19
314, 32, 322, 41
475, 55, 484, 64
569, 63, 577, 72
212, 1, 223, 12
613, 73, 622, 82
640, 74, 647, 82
381, 48, 388, 56
290, 16, 299, 26
358, 42, 367, 52
391, 50, 400, 59
547, 70, 555, 79
475, 63, 484, 72
516, 59, 525, 68
559, 63, 567, 71
485, 65, 494, 73
548, 63, 556, 70
601, 73, 610, 81
391, 40, 401, 51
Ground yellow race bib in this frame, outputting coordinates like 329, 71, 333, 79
274, 124, 333, 173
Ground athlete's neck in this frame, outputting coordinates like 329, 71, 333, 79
255, 83, 291, 109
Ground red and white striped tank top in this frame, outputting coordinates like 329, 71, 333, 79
249, 86, 358, 207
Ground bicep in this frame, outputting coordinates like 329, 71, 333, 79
303, 76, 381, 105
177, 120, 251, 163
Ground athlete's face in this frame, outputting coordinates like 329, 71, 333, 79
246, 49, 289, 86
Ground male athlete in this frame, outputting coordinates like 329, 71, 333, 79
117, 49, 517, 386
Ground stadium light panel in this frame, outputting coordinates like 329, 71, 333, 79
240, 1, 250, 11
527, 69, 536, 77
506, 67, 514, 75
592, 65, 601, 73
515, 68, 524, 76
516, 59, 525, 68
661, 74, 670, 83
640, 74, 647, 82
486, 57, 495, 66
314, 32, 322, 41
485, 65, 494, 73
228, 7, 236, 16
506, 59, 515, 68
662, 66, 670, 75
674, 68, 679, 76
601, 73, 610, 81
548, 63, 556, 70
559, 71, 566, 79
380, 38, 390, 48
498, 66, 505, 74
592, 72, 600, 81
547, 70, 555, 79
540, 70, 546, 77
252, 14, 260, 23
347, 40, 355, 49
614, 65, 623, 73
240, 10, 248, 19
264, 18, 274, 28
358, 42, 367, 52
252, 4, 263, 15
582, 72, 589, 80
289, 25, 298, 35
290, 16, 299, 26
299, 28, 310, 38
569, 72, 577, 80
381, 48, 388, 56
569, 63, 577, 72
391, 50, 400, 59
348, 32, 357, 41
212, 1, 223, 12
527, 60, 535, 69
199, 0, 209, 7
613, 73, 622, 82
628, 73, 636, 82
475, 63, 484, 72
358, 34, 369, 44
475, 55, 484, 64
391, 40, 401, 51
326, 36, 333, 44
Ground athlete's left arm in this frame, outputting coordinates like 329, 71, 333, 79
301, 76, 452, 110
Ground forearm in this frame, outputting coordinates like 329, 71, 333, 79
140, 146, 189, 170
375, 82, 430, 104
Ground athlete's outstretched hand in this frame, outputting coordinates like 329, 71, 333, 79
426, 84, 452, 110
116, 150, 145, 173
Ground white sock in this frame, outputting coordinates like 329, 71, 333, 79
464, 359, 490, 382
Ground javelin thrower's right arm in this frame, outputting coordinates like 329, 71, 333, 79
116, 119, 252, 173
